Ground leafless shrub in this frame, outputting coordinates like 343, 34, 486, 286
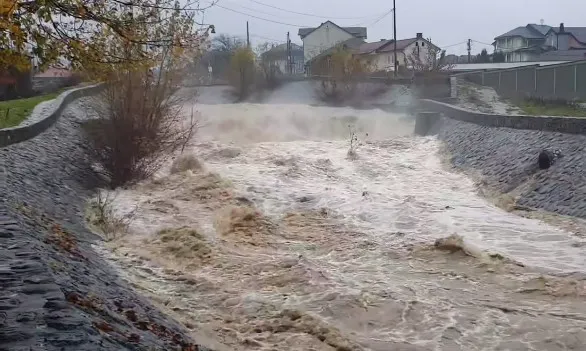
87, 190, 136, 241
312, 47, 373, 104
346, 125, 367, 160
84, 63, 198, 187
256, 42, 284, 91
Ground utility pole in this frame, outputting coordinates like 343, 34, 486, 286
393, 0, 397, 76
467, 39, 472, 63
246, 21, 250, 48
286, 32, 291, 75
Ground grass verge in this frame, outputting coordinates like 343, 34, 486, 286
0, 90, 64, 128
517, 100, 586, 117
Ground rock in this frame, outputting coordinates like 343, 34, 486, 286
538, 149, 555, 169
297, 195, 314, 203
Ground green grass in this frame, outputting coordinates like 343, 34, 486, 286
0, 90, 64, 128
518, 101, 586, 117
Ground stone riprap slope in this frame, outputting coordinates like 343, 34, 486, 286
437, 117, 586, 218
0, 98, 209, 351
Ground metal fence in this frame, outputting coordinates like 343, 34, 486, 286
459, 60, 586, 100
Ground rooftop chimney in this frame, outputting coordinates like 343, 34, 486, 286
560, 23, 565, 32
416, 33, 423, 39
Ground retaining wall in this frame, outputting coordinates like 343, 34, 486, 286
0, 84, 103, 147
419, 98, 586, 134
0, 94, 209, 350
418, 99, 586, 219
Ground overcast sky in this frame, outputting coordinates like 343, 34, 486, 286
200, 0, 585, 55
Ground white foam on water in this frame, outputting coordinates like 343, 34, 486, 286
96, 85, 586, 350
193, 101, 585, 274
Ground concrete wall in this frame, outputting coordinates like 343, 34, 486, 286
419, 98, 586, 134
460, 61, 586, 100
0, 84, 103, 147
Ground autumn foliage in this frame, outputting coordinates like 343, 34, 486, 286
0, 0, 211, 77
229, 47, 255, 101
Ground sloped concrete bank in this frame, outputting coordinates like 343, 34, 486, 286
0, 98, 211, 350
427, 107, 586, 220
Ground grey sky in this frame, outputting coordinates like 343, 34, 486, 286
201, 0, 585, 55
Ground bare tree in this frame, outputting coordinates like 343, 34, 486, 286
256, 41, 283, 90
198, 34, 246, 81
407, 42, 453, 73
213, 34, 246, 53
312, 46, 373, 103
85, 48, 198, 187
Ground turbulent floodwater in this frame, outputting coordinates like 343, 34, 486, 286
95, 84, 586, 351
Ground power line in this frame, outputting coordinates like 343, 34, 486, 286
245, 0, 379, 20
221, 0, 302, 20
471, 39, 495, 47
363, 8, 393, 27
212, 2, 311, 27
438, 41, 467, 49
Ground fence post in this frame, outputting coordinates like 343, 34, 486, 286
515, 70, 518, 92
498, 71, 501, 90
553, 67, 556, 95
575, 64, 578, 93
482, 71, 485, 85
534, 68, 537, 92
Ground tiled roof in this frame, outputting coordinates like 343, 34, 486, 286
377, 38, 419, 52
357, 40, 392, 54
495, 25, 548, 40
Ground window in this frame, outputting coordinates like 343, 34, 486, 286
387, 55, 391, 64
422, 42, 425, 47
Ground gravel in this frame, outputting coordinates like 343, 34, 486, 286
437, 117, 586, 218
0, 97, 211, 350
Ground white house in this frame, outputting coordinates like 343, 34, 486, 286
493, 22, 586, 62
357, 33, 439, 71
260, 43, 304, 75
298, 21, 367, 64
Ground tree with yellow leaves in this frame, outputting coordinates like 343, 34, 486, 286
0, 0, 213, 76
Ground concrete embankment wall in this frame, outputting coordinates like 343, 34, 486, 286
418, 100, 586, 219
0, 92, 209, 350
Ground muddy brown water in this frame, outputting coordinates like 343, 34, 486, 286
92, 88, 586, 350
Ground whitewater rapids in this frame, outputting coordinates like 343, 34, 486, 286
93, 83, 586, 351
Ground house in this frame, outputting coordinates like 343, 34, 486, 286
304, 37, 365, 75
260, 43, 304, 75
544, 24, 586, 51
306, 33, 440, 75
356, 33, 440, 72
493, 23, 551, 62
494, 23, 586, 62
298, 21, 367, 64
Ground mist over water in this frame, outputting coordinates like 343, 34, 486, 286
97, 82, 586, 351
